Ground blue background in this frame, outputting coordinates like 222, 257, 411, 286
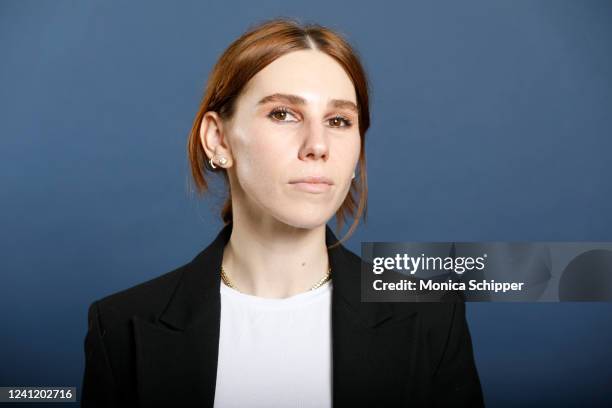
1, 0, 611, 406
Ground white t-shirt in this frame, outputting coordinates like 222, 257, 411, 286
213, 278, 333, 408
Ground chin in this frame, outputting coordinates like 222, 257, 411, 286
272, 207, 334, 230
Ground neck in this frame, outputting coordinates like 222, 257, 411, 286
221, 214, 330, 299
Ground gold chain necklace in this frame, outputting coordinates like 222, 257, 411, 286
220, 265, 331, 293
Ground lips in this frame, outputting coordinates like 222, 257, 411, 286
288, 176, 334, 185
288, 176, 333, 194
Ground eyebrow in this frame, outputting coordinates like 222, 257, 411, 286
256, 93, 358, 114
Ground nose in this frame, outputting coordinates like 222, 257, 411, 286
298, 120, 329, 161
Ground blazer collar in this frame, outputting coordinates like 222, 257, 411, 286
158, 221, 393, 331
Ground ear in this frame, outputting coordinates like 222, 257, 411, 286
199, 111, 234, 168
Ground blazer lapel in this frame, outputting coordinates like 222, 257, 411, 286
132, 222, 417, 407
328, 228, 417, 407
132, 224, 228, 406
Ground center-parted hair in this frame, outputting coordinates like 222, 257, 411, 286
187, 17, 370, 247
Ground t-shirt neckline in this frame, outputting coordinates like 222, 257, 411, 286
219, 279, 332, 308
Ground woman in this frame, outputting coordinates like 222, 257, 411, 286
81, 18, 484, 407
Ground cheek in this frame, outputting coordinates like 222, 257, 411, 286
341, 135, 361, 189
232, 128, 285, 193
341, 134, 361, 172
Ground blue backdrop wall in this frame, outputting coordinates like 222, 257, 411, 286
1, 0, 611, 406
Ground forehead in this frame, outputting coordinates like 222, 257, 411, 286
242, 50, 357, 105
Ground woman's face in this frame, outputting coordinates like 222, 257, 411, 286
222, 49, 361, 229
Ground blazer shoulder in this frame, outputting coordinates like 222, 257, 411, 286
404, 292, 469, 362
389, 290, 467, 336
340, 243, 463, 327
91, 261, 189, 325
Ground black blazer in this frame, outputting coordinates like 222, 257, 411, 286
81, 223, 484, 407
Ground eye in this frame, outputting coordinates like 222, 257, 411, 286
328, 115, 353, 128
268, 107, 298, 122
